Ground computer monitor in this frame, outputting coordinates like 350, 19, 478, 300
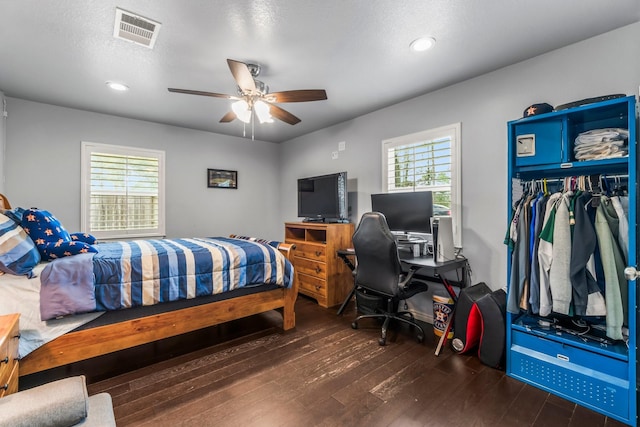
370, 191, 433, 234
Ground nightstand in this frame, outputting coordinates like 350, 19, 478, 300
0, 314, 19, 397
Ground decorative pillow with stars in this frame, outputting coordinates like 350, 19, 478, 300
21, 209, 97, 261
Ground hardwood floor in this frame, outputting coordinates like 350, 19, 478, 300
24, 296, 628, 426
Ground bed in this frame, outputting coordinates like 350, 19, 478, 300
0, 198, 298, 377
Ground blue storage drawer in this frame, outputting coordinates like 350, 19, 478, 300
510, 330, 630, 420
514, 119, 563, 166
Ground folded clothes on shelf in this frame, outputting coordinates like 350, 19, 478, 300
574, 127, 628, 160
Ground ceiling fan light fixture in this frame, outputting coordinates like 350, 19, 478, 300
232, 99, 251, 123
254, 100, 273, 124
106, 81, 129, 91
410, 36, 436, 52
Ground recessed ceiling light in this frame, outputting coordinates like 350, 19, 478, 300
410, 37, 436, 52
106, 81, 129, 91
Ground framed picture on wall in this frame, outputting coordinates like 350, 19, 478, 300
208, 169, 238, 189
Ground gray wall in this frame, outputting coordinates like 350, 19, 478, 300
4, 99, 284, 240
3, 22, 638, 321
0, 91, 5, 193
279, 22, 640, 318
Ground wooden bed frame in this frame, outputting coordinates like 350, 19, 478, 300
19, 243, 298, 376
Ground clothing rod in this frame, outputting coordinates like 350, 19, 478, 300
521, 174, 629, 183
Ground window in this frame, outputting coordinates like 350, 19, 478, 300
81, 142, 165, 240
381, 123, 461, 247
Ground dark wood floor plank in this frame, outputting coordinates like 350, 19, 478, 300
533, 397, 574, 427
569, 403, 606, 427
330, 340, 422, 406
32, 297, 623, 427
498, 382, 549, 426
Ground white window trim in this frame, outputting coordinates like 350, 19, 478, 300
381, 122, 462, 248
81, 141, 166, 240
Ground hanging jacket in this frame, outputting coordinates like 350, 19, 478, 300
594, 198, 625, 340
549, 192, 573, 315
507, 197, 530, 314
538, 192, 562, 316
528, 193, 547, 314
610, 196, 629, 263
570, 192, 605, 316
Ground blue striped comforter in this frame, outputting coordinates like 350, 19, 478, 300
39, 237, 294, 320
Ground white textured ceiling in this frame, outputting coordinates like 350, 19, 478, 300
0, 1, 638, 143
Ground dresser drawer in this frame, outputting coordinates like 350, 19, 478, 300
298, 273, 327, 296
294, 243, 326, 261
294, 257, 327, 277
0, 363, 18, 397
0, 315, 19, 398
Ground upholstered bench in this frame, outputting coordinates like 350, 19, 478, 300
0, 375, 115, 427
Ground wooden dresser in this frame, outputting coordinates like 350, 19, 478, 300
0, 313, 19, 397
284, 222, 354, 308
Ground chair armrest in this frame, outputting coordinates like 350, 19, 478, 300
0, 376, 89, 427
84, 393, 117, 426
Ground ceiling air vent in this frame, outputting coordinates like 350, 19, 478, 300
113, 8, 161, 49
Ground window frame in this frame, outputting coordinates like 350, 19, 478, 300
381, 123, 462, 247
81, 141, 166, 240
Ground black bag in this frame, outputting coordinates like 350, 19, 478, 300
452, 282, 491, 353
451, 284, 507, 369
475, 289, 507, 369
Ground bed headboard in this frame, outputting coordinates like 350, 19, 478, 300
0, 193, 11, 210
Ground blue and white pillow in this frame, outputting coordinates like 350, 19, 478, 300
0, 212, 41, 277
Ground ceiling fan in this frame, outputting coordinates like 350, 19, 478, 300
168, 59, 327, 126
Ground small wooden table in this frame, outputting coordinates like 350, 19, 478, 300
0, 313, 20, 397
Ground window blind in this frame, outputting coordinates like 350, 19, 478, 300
89, 152, 159, 231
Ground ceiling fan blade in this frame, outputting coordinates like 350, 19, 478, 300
269, 104, 301, 125
219, 111, 236, 123
267, 90, 327, 103
227, 59, 257, 94
168, 88, 236, 99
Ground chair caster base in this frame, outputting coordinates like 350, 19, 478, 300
351, 322, 358, 329
378, 338, 386, 346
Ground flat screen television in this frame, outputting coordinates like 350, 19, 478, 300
298, 172, 348, 222
370, 191, 433, 234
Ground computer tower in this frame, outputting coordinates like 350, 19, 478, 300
434, 216, 455, 262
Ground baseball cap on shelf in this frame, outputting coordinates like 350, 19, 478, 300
523, 103, 553, 118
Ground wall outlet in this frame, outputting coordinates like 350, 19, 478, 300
338, 141, 346, 151
331, 151, 339, 160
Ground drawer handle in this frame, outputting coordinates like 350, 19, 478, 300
315, 266, 321, 273
315, 251, 322, 257
1, 384, 7, 391
315, 285, 321, 291
556, 354, 569, 362
0, 357, 8, 364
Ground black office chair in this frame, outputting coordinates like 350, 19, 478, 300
351, 212, 428, 345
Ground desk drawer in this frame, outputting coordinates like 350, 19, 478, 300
294, 243, 326, 261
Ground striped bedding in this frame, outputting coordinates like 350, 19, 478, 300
40, 237, 294, 320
